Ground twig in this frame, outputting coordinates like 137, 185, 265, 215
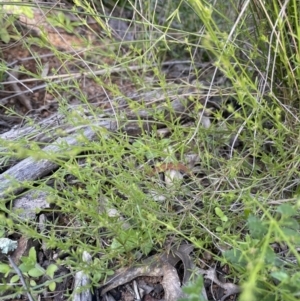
0, 60, 209, 107
2, 61, 208, 85
7, 66, 33, 111
73, 251, 92, 301
7, 255, 35, 301
133, 280, 141, 300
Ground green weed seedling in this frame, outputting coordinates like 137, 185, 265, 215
46, 11, 83, 34
0, 247, 59, 295
224, 203, 300, 301
215, 207, 229, 232
0, 1, 33, 43
180, 276, 207, 301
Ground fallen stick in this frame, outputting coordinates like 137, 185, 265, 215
0, 119, 117, 199
0, 85, 212, 200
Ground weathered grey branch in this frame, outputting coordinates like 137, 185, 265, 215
0, 86, 207, 200
0, 120, 117, 199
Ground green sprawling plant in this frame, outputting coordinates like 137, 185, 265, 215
0, 0, 300, 300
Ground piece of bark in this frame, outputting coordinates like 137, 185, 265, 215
12, 190, 50, 220
0, 86, 192, 145
0, 120, 117, 199
73, 251, 93, 301
0, 83, 213, 202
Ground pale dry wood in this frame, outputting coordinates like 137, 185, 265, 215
0, 120, 117, 199
0, 86, 205, 200
1, 85, 195, 143
73, 251, 93, 301
12, 190, 51, 220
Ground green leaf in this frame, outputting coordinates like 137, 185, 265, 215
48, 281, 56, 292
277, 204, 296, 217
281, 217, 299, 230
30, 279, 36, 286
264, 246, 276, 265
28, 268, 44, 278
65, 25, 74, 34
105, 270, 114, 276
22, 7, 34, 19
290, 272, 300, 285
3, 3, 33, 19
215, 207, 223, 217
181, 276, 206, 301
28, 247, 37, 261
10, 274, 20, 283
19, 262, 34, 273
281, 228, 300, 243
28, 264, 45, 278
111, 229, 140, 252
0, 263, 11, 274
221, 215, 228, 222
182, 276, 203, 295
0, 29, 10, 43
215, 207, 228, 222
92, 272, 102, 283
243, 208, 252, 219
247, 215, 268, 239
46, 264, 58, 279
224, 248, 247, 268
271, 271, 289, 282
0, 229, 5, 238
58, 12, 65, 24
